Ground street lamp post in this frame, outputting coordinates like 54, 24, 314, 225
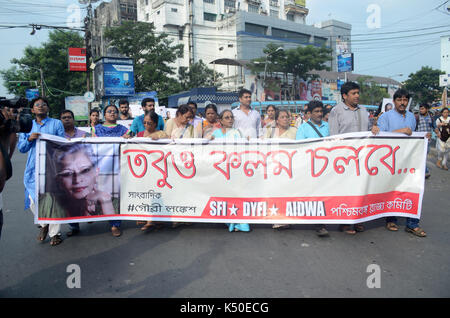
20, 64, 45, 97
263, 47, 283, 84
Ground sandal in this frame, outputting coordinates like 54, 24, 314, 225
316, 227, 329, 237
141, 222, 156, 231
37, 225, 49, 242
136, 221, 146, 226
354, 224, 365, 232
272, 224, 290, 230
386, 222, 399, 231
339, 225, 356, 235
405, 227, 426, 237
50, 235, 63, 246
111, 226, 122, 237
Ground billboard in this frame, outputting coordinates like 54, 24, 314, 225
338, 53, 354, 72
68, 48, 87, 72
65, 96, 89, 120
104, 62, 135, 96
94, 57, 135, 98
25, 88, 40, 101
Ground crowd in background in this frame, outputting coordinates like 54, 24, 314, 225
14, 81, 450, 246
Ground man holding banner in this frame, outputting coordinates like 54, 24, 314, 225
328, 82, 378, 234
296, 100, 330, 237
373, 88, 426, 237
18, 97, 65, 246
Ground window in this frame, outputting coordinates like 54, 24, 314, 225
314, 36, 327, 47
204, 12, 216, 22
248, 4, 259, 13
171, 8, 178, 12
146, 13, 149, 21
145, 0, 148, 5
272, 28, 309, 43
203, 0, 215, 3
270, 9, 278, 18
286, 13, 294, 21
245, 23, 267, 35
225, 0, 236, 8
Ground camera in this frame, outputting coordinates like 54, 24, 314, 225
0, 97, 33, 134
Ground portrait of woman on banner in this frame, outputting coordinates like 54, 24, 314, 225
39, 143, 119, 219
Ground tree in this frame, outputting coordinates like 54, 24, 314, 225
178, 60, 222, 91
356, 75, 390, 105
1, 31, 86, 116
104, 21, 184, 98
248, 43, 332, 100
403, 66, 444, 105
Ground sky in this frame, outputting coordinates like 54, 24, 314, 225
0, 0, 449, 98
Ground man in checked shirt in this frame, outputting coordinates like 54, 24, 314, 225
416, 103, 434, 179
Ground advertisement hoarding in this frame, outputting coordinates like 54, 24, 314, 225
65, 96, 89, 121
338, 53, 354, 73
104, 60, 135, 96
68, 48, 87, 72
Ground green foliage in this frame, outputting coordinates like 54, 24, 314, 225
104, 21, 184, 98
248, 43, 332, 99
356, 75, 390, 105
178, 60, 222, 91
0, 30, 86, 117
403, 66, 444, 105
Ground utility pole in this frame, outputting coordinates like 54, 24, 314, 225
188, 0, 194, 66
39, 67, 45, 97
19, 64, 45, 97
83, 0, 95, 113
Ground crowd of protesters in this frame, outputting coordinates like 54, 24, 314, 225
14, 81, 448, 246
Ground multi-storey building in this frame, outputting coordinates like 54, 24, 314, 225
92, 0, 138, 58
137, 0, 352, 91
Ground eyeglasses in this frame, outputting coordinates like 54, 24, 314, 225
222, 116, 234, 120
143, 121, 155, 125
34, 103, 47, 107
106, 110, 118, 114
61, 116, 73, 120
57, 166, 94, 179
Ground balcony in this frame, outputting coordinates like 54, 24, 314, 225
246, 0, 262, 5
284, 0, 309, 15
270, 0, 279, 7
152, 0, 183, 9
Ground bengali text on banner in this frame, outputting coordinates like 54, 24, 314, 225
36, 132, 427, 225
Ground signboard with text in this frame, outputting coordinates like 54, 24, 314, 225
68, 48, 87, 72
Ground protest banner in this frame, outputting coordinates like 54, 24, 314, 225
36, 132, 427, 225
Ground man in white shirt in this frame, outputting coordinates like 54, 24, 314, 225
232, 89, 262, 138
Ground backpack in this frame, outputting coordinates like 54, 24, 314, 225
439, 118, 450, 142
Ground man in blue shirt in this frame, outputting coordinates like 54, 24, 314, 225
296, 101, 330, 237
18, 97, 66, 246
372, 88, 426, 237
130, 98, 164, 135
296, 101, 329, 140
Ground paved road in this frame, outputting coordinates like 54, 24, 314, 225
1, 150, 449, 298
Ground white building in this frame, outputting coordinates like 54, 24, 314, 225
137, 0, 352, 91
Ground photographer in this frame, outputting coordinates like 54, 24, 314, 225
0, 99, 27, 239
0, 108, 15, 238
